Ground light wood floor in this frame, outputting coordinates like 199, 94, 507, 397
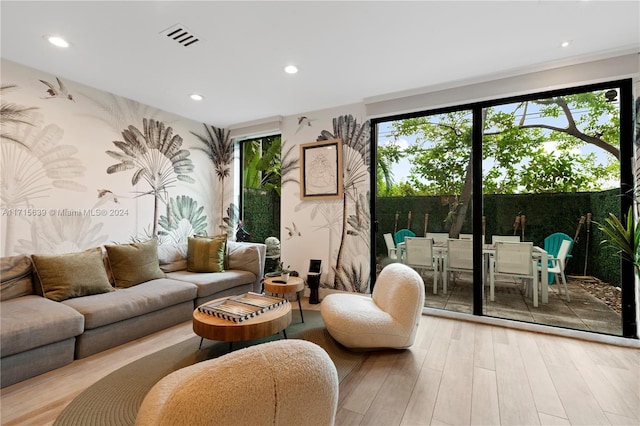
1, 297, 639, 426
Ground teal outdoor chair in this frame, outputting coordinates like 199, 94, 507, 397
543, 232, 573, 283
394, 229, 416, 245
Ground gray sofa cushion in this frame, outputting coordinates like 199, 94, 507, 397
1, 295, 84, 357
62, 278, 197, 329
0, 255, 35, 301
166, 270, 255, 299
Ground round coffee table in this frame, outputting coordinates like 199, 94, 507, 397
193, 297, 291, 350
263, 275, 305, 323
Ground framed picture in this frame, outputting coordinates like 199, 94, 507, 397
300, 138, 343, 200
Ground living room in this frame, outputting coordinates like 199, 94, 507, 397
1, 1, 640, 425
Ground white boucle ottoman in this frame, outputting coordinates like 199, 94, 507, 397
321, 262, 424, 350
136, 339, 338, 426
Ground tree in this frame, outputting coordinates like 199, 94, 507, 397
376, 142, 402, 195
387, 90, 621, 236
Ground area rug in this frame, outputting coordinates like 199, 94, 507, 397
54, 310, 363, 426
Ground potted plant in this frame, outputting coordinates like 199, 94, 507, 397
278, 262, 291, 282
598, 205, 640, 279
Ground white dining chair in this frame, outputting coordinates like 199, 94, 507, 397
536, 239, 571, 302
489, 241, 537, 303
443, 238, 474, 294
403, 236, 439, 294
383, 233, 398, 260
492, 235, 521, 244
426, 232, 449, 243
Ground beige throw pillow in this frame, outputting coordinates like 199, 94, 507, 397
31, 248, 114, 302
105, 239, 165, 288
187, 235, 227, 273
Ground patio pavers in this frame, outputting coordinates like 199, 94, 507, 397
420, 274, 623, 336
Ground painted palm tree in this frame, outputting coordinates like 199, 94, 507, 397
317, 115, 371, 289
190, 124, 234, 231
158, 195, 208, 243
1, 84, 38, 149
15, 215, 107, 255
106, 118, 194, 236
280, 140, 300, 187
1, 113, 86, 255
80, 92, 160, 134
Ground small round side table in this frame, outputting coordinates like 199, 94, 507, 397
263, 275, 305, 323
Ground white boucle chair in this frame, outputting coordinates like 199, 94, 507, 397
135, 339, 339, 426
320, 262, 425, 350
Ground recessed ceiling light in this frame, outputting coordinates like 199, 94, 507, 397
561, 40, 571, 48
189, 93, 204, 101
284, 65, 298, 74
47, 36, 69, 48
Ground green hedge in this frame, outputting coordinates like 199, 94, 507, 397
376, 189, 622, 286
242, 187, 280, 245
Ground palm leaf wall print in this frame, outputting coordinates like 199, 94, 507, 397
106, 118, 194, 236
158, 195, 208, 243
316, 115, 371, 290
79, 92, 161, 134
1, 113, 87, 255
190, 124, 234, 232
280, 141, 300, 187
1, 84, 38, 149
333, 261, 367, 293
15, 215, 107, 255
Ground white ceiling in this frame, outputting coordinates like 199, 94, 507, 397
2, 1, 639, 128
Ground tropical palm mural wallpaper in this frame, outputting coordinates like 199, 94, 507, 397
283, 110, 372, 293
4, 59, 376, 295
190, 124, 234, 233
0, 59, 222, 256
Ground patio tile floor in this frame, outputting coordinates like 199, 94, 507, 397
420, 273, 622, 336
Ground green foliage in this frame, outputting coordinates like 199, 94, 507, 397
242, 187, 280, 244
597, 205, 640, 276
243, 135, 282, 195
381, 91, 621, 197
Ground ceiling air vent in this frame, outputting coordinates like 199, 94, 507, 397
160, 24, 201, 47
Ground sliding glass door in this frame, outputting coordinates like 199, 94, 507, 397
480, 89, 625, 334
373, 80, 635, 338
375, 109, 475, 314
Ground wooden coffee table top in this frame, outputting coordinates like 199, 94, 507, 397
193, 297, 292, 342
264, 275, 304, 294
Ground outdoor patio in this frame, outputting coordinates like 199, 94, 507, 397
421, 272, 623, 336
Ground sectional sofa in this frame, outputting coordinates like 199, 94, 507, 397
0, 238, 266, 388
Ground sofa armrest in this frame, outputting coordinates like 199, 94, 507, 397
227, 242, 266, 293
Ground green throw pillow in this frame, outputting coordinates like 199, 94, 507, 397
187, 235, 227, 273
31, 247, 114, 302
105, 239, 165, 288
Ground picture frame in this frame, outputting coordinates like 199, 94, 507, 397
300, 138, 343, 200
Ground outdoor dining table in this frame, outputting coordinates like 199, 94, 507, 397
399, 240, 549, 307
